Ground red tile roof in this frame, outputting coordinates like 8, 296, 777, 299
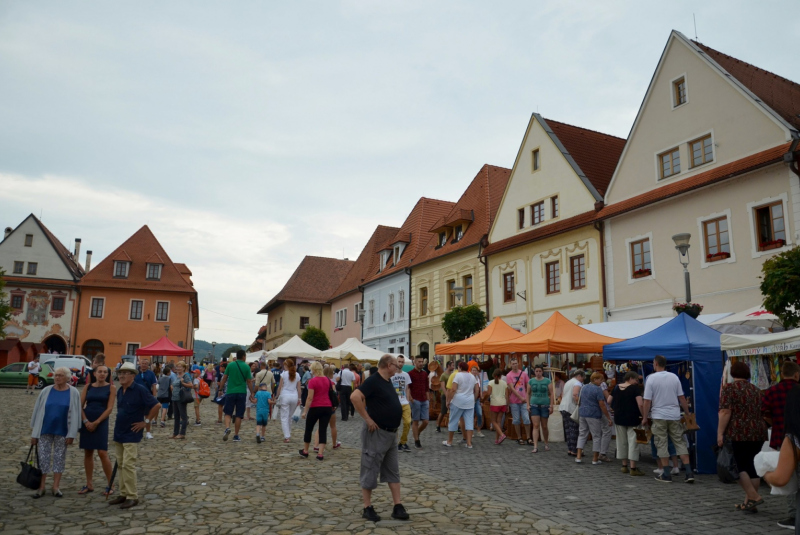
1, 214, 85, 281
415, 164, 511, 265
692, 41, 800, 131
79, 225, 196, 294
362, 197, 456, 285
329, 225, 401, 301
2, 276, 80, 287
544, 119, 626, 198
257, 255, 355, 314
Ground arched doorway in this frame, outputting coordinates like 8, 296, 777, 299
418, 342, 429, 360
43, 335, 67, 354
82, 339, 104, 360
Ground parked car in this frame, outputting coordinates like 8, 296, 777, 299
40, 355, 91, 380
0, 362, 68, 389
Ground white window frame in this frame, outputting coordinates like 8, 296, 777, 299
669, 72, 688, 109
625, 232, 656, 284
89, 297, 105, 319
652, 129, 715, 184
354, 303, 361, 321
697, 209, 736, 269
126, 342, 140, 356
155, 300, 170, 322
747, 193, 792, 258
114, 261, 129, 278
129, 298, 144, 321
388, 293, 395, 321
398, 290, 405, 318
368, 300, 375, 326
146, 263, 162, 280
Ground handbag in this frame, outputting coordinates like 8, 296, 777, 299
329, 383, 340, 408
17, 445, 42, 490
570, 386, 583, 423
179, 373, 194, 404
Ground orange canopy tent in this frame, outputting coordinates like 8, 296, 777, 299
483, 311, 623, 354
435, 317, 524, 355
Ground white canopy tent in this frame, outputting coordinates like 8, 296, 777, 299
245, 350, 269, 363
321, 338, 384, 364
710, 305, 785, 330
265, 335, 322, 361
721, 328, 800, 356
582, 313, 732, 339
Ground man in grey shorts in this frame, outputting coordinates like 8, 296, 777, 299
351, 354, 409, 523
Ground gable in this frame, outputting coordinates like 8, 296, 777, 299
606, 31, 792, 205
0, 215, 78, 281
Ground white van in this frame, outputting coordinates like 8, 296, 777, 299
40, 355, 92, 380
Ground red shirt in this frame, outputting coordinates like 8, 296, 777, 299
308, 376, 332, 408
407, 368, 429, 402
762, 378, 798, 449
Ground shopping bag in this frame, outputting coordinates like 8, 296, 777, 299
714, 442, 739, 484
681, 413, 700, 431
17, 445, 42, 490
754, 451, 799, 495
292, 405, 302, 423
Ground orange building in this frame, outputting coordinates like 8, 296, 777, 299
74, 226, 199, 367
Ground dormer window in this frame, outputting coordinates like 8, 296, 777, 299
454, 225, 464, 242
114, 261, 130, 278
146, 263, 163, 280
393, 245, 402, 264
380, 250, 392, 271
439, 232, 447, 247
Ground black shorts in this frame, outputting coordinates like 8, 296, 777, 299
223, 393, 247, 419
731, 440, 762, 479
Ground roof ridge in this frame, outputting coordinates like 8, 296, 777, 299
543, 117, 626, 141
691, 40, 800, 90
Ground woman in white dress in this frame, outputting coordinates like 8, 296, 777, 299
276, 359, 302, 442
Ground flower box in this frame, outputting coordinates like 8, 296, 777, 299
632, 268, 651, 279
706, 251, 731, 262
673, 302, 704, 319
759, 239, 785, 251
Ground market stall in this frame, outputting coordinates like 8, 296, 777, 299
435, 317, 523, 355
603, 313, 723, 474
265, 335, 321, 361
135, 336, 194, 364
720, 328, 800, 389
320, 337, 384, 364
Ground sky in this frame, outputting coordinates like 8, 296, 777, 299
1, 1, 798, 345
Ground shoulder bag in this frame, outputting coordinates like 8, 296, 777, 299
328, 380, 340, 408
17, 445, 42, 490
179, 373, 194, 404
570, 385, 583, 423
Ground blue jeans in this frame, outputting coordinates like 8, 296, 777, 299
448, 405, 475, 432
509, 403, 530, 425
474, 398, 483, 429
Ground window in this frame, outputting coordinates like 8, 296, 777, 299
354, 303, 360, 322
551, 196, 559, 218
11, 295, 23, 310
447, 279, 456, 310
518, 208, 525, 230
546, 261, 560, 294
299, 317, 310, 329
24, 234, 33, 247
130, 300, 143, 320
570, 255, 586, 290
532, 149, 540, 171
454, 225, 464, 242
279, 317, 282, 330
398, 290, 405, 318
439, 232, 447, 247
268, 323, 272, 334
673, 77, 686, 106
659, 148, 681, 179
689, 135, 713, 168
368, 300, 375, 325
503, 273, 515, 303
156, 302, 169, 322
388, 347, 394, 354
398, 346, 404, 355
463, 275, 473, 305
531, 202, 544, 225
630, 238, 652, 277
394, 245, 402, 264
388, 293, 395, 321
420, 287, 428, 316
755, 202, 786, 250
126, 343, 140, 356
380, 251, 391, 270
335, 309, 347, 328
27, 262, 38, 275
52, 297, 65, 312
114, 261, 129, 278
703, 217, 730, 260
147, 264, 162, 280
13, 261, 23, 274
90, 298, 104, 318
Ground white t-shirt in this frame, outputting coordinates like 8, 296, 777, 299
452, 372, 478, 410
340, 368, 355, 387
28, 361, 40, 375
391, 371, 411, 406
280, 371, 300, 399
558, 378, 581, 413
643, 370, 683, 421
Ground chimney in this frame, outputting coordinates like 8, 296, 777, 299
74, 238, 81, 259
3, 227, 11, 240
85, 250, 93, 272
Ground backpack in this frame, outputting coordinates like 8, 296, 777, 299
198, 379, 211, 399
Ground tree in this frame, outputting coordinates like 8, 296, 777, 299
301, 326, 330, 351
761, 246, 800, 329
221, 345, 243, 361
0, 269, 11, 339
441, 304, 487, 343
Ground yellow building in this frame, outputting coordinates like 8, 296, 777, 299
483, 115, 625, 330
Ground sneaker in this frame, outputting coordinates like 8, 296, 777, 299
194, 421, 202, 426
223, 428, 231, 441
442, 441, 452, 447
592, 461, 602, 465
414, 440, 422, 449
671, 466, 681, 475
655, 473, 673, 483
684, 472, 695, 484
575, 458, 582, 463
233, 435, 241, 442
391, 503, 410, 521
464, 444, 473, 449
630, 468, 645, 476
362, 506, 381, 522
159, 421, 166, 428
398, 444, 403, 452
620, 466, 629, 474
436, 426, 441, 433
260, 436, 266, 443
476, 432, 485, 438
299, 449, 309, 458
256, 435, 261, 444
777, 517, 796, 529
145, 432, 153, 440
653, 468, 664, 476
401, 443, 411, 452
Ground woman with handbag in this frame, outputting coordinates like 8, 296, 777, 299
608, 371, 645, 476
276, 359, 302, 442
314, 366, 342, 451
29, 366, 82, 498
575, 372, 613, 465
78, 365, 116, 495
558, 370, 584, 457
300, 362, 334, 460
170, 361, 194, 439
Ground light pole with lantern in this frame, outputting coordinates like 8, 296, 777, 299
211, 341, 217, 364
671, 233, 692, 303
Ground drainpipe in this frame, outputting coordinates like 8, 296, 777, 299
478, 235, 491, 321
357, 284, 365, 342
72, 286, 82, 354
319, 305, 323, 329
404, 267, 412, 356
593, 211, 608, 320
786, 133, 800, 178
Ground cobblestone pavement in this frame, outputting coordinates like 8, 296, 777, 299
0, 388, 571, 535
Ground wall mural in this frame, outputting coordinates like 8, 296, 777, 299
24, 290, 50, 327
4, 319, 30, 339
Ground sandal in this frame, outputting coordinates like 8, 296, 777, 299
517, 439, 525, 445
527, 439, 534, 446
531, 447, 538, 454
78, 486, 94, 495
283, 438, 291, 443
743, 498, 764, 511
544, 444, 550, 451
103, 486, 114, 497
498, 434, 507, 444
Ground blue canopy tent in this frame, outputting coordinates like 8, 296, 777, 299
603, 313, 722, 474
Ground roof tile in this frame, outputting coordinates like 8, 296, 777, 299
329, 225, 400, 301
258, 255, 355, 314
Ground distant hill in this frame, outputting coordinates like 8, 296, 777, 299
194, 340, 247, 362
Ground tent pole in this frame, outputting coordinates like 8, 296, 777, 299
690, 361, 697, 472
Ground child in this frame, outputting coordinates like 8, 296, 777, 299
252, 382, 274, 443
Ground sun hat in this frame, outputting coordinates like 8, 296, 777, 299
118, 362, 137, 373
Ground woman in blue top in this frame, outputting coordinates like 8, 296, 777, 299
526, 365, 554, 453
78, 365, 116, 495
30, 367, 82, 498
575, 372, 613, 465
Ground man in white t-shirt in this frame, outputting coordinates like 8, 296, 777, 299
27, 356, 41, 394
642, 355, 694, 484
390, 355, 413, 452
338, 364, 356, 421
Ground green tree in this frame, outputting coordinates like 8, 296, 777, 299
441, 304, 487, 343
221, 345, 244, 361
0, 269, 11, 339
761, 246, 800, 329
301, 326, 330, 351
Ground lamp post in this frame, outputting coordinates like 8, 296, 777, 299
451, 286, 464, 306
211, 341, 217, 364
671, 233, 692, 303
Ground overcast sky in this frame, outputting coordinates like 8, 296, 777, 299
1, 1, 797, 345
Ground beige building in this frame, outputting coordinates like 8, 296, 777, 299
599, 31, 800, 320
409, 165, 511, 357
257, 256, 354, 350
483, 115, 625, 330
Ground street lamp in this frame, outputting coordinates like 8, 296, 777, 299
451, 286, 464, 305
671, 233, 692, 303
211, 341, 217, 363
